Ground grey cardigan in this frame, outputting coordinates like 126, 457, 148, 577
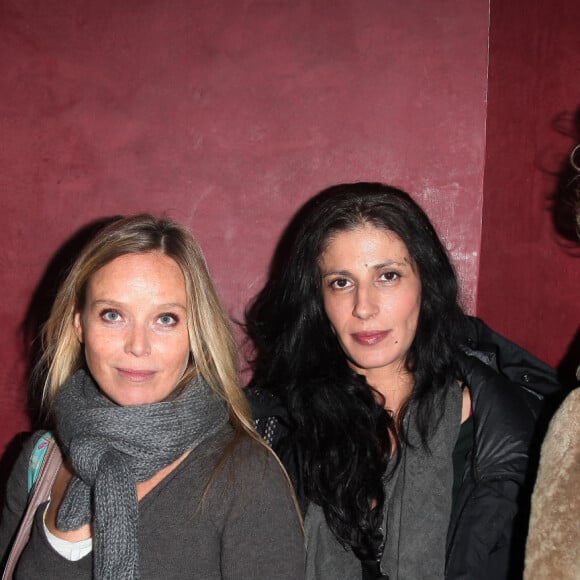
0, 425, 305, 579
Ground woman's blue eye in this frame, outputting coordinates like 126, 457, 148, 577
158, 314, 178, 325
101, 310, 121, 322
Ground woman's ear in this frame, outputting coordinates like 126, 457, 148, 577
73, 311, 84, 343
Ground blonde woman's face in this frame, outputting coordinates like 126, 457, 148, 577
74, 252, 191, 406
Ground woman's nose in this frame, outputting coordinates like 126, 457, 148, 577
352, 286, 379, 320
124, 324, 151, 356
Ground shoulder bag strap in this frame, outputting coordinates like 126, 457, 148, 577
27, 432, 54, 493
2, 437, 63, 580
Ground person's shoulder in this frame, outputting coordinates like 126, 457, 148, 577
227, 430, 295, 492
459, 351, 530, 417
244, 385, 287, 418
226, 431, 285, 475
556, 387, 580, 416
7, 430, 51, 475
460, 316, 562, 403
196, 421, 279, 467
542, 388, 580, 451
461, 354, 536, 477
0, 430, 52, 522
204, 430, 296, 518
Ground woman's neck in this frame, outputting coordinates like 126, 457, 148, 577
362, 365, 414, 417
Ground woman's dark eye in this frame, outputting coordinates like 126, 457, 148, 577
330, 278, 351, 289
381, 272, 400, 282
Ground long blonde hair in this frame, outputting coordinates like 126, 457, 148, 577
37, 213, 303, 527
37, 213, 254, 436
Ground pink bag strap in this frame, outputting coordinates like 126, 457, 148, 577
2, 437, 63, 580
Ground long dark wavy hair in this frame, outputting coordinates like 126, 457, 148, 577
246, 182, 466, 561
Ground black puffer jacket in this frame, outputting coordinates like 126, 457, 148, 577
247, 317, 562, 580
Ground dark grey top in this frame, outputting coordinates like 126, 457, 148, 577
0, 425, 305, 579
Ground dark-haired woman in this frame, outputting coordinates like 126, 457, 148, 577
245, 183, 560, 580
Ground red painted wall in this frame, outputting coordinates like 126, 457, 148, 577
0, 0, 490, 457
479, 0, 580, 374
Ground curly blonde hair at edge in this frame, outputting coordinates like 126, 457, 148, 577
571, 143, 580, 234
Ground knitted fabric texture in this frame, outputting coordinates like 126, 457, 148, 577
304, 385, 461, 579
54, 369, 228, 580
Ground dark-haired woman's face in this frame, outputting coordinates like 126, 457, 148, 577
319, 225, 421, 380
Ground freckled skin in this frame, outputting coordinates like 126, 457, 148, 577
319, 225, 421, 395
73, 252, 191, 407
46, 253, 194, 542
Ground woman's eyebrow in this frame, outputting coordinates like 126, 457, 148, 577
90, 299, 187, 310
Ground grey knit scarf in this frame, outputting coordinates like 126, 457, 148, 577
54, 369, 228, 580
305, 385, 462, 579
379, 385, 461, 579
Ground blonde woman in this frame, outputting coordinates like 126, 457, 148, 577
0, 214, 304, 579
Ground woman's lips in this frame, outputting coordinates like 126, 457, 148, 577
117, 368, 156, 382
351, 331, 390, 346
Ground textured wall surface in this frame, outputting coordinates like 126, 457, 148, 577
479, 0, 580, 371
0, 0, 489, 456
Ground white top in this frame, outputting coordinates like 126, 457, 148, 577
43, 503, 93, 561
